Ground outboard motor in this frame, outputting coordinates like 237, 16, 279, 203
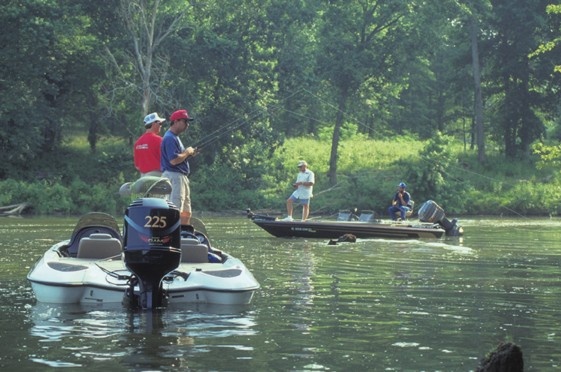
123, 198, 182, 309
418, 200, 463, 237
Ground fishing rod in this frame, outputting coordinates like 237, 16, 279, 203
183, 109, 268, 159
192, 108, 269, 150
187, 96, 306, 157
185, 87, 305, 157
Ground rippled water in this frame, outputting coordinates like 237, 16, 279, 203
0, 216, 560, 370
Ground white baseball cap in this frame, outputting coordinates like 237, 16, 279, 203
143, 112, 166, 126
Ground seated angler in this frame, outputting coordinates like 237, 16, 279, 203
388, 182, 412, 221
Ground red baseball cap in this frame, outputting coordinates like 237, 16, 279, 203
170, 109, 194, 122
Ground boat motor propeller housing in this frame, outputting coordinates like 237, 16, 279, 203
123, 198, 182, 309
418, 200, 463, 237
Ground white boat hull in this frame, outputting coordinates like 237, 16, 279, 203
28, 241, 259, 306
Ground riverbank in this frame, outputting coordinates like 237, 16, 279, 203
1, 134, 558, 217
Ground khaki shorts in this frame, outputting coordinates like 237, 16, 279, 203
162, 171, 191, 213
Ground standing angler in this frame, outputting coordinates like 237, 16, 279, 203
281, 160, 315, 221
134, 112, 165, 177
161, 109, 197, 226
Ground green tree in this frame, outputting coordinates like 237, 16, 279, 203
0, 0, 107, 173
489, 0, 549, 158
459, 0, 492, 163
316, 0, 412, 186
404, 133, 468, 210
156, 0, 288, 198
102, 0, 191, 144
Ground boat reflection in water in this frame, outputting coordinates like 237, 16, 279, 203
29, 302, 257, 369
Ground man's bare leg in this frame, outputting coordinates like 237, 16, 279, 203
286, 198, 293, 218
181, 211, 191, 226
302, 204, 309, 221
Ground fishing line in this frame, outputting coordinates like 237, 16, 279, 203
247, 87, 363, 132
420, 156, 531, 218
193, 109, 268, 149
267, 102, 330, 126
269, 88, 533, 218
300, 87, 380, 135
189, 87, 306, 150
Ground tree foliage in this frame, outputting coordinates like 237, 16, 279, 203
2, 0, 561, 212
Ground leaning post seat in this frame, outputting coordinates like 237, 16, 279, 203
393, 200, 415, 219
77, 233, 123, 259
407, 200, 415, 217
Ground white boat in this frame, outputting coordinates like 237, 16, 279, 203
28, 194, 260, 309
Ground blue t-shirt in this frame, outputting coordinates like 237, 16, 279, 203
161, 130, 190, 175
393, 191, 411, 207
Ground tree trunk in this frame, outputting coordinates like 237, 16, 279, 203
87, 94, 98, 153
470, 17, 485, 163
328, 91, 348, 186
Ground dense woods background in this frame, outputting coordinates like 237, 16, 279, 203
2, 0, 561, 217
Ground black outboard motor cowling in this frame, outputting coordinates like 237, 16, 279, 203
418, 200, 463, 237
123, 198, 182, 309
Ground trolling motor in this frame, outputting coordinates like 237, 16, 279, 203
418, 200, 463, 236
123, 197, 182, 309
246, 208, 277, 221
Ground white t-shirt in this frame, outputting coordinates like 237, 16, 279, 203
292, 169, 315, 199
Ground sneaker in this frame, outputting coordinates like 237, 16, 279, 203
280, 216, 293, 221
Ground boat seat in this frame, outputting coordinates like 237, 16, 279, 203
393, 200, 415, 219
180, 238, 208, 263
358, 210, 375, 222
337, 210, 359, 221
77, 233, 122, 259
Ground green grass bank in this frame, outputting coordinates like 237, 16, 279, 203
1, 134, 559, 218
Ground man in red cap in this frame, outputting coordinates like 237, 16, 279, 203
161, 109, 196, 225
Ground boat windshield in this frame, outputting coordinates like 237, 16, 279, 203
64, 212, 122, 257
119, 177, 172, 198
70, 212, 121, 237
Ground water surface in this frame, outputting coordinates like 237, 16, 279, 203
0, 216, 559, 370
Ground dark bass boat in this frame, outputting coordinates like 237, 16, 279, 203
247, 200, 463, 240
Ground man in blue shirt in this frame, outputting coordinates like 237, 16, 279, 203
388, 182, 412, 221
161, 109, 196, 225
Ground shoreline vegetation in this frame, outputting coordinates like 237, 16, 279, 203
1, 134, 559, 219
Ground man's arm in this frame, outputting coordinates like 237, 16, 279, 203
170, 147, 195, 165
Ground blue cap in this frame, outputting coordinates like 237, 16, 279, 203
398, 182, 407, 188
